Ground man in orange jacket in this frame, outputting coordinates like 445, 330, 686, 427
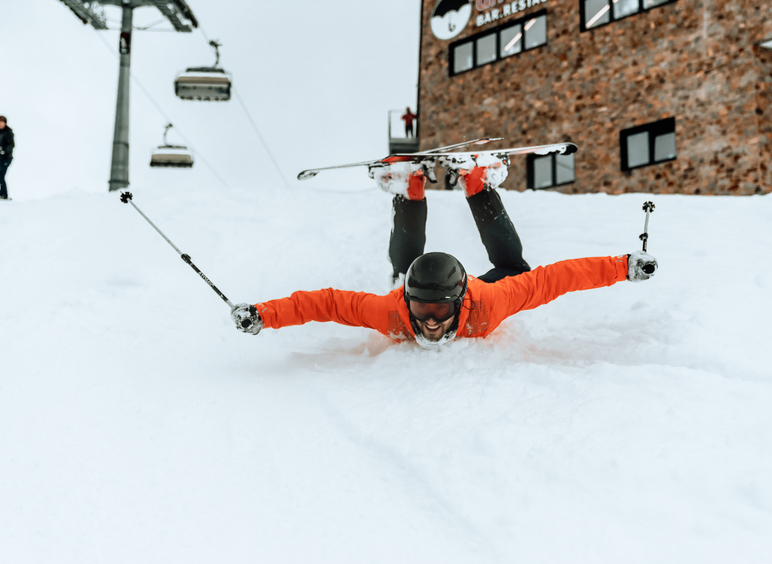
231, 156, 658, 348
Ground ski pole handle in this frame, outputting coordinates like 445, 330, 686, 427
639, 201, 655, 273
120, 192, 235, 310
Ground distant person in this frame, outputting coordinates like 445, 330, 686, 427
0, 116, 14, 201
401, 107, 418, 138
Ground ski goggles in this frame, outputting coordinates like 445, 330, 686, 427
408, 300, 457, 322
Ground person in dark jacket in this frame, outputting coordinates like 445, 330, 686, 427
0, 115, 14, 200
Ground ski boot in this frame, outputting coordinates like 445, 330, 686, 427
439, 153, 509, 197
368, 159, 435, 201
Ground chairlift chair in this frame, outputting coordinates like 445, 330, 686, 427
175, 40, 232, 101
150, 124, 194, 168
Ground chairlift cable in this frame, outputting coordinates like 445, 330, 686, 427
102, 26, 178, 32
92, 29, 229, 188
198, 24, 213, 45
105, 16, 170, 30
196, 24, 290, 189
133, 17, 169, 30
233, 88, 291, 189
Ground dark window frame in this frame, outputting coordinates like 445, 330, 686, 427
579, 0, 678, 32
449, 9, 548, 77
526, 151, 576, 190
620, 117, 676, 171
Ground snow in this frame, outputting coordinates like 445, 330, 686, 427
370, 161, 426, 198
1, 183, 771, 563
470, 152, 509, 188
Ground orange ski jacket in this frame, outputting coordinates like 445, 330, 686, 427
255, 256, 629, 341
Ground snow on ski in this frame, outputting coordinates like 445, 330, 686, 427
297, 140, 577, 180
394, 141, 578, 162
296, 138, 502, 180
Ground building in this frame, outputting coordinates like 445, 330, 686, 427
417, 0, 772, 195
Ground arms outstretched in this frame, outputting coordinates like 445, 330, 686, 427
230, 253, 659, 339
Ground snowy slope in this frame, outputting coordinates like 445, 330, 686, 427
1, 183, 770, 563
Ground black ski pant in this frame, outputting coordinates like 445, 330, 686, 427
389, 188, 531, 283
0, 156, 11, 199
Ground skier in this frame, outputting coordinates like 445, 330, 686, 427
231, 157, 658, 348
0, 116, 14, 201
401, 107, 418, 138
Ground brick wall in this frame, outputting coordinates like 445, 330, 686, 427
418, 0, 772, 195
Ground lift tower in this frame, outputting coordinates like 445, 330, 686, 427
56, 1, 198, 191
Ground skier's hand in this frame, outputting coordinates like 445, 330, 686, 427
627, 251, 658, 282
231, 303, 263, 335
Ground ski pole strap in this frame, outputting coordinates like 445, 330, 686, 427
640, 201, 655, 252
120, 192, 235, 310
639, 232, 649, 252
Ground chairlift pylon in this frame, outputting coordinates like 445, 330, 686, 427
150, 123, 194, 168
174, 40, 232, 101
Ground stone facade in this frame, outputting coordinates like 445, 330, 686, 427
418, 0, 772, 195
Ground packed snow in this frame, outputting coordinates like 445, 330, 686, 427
1, 181, 770, 563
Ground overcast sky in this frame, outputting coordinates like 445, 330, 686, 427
1, 0, 422, 199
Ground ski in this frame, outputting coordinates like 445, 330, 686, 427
296, 137, 502, 180
393, 142, 578, 162
414, 137, 503, 155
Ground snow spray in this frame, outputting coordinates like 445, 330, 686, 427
639, 201, 655, 273
119, 192, 236, 310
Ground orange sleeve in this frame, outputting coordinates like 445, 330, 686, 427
254, 288, 394, 333
487, 255, 628, 323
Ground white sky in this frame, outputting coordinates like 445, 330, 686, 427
0, 0, 422, 199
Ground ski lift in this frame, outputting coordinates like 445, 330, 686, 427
174, 40, 232, 101
150, 124, 194, 168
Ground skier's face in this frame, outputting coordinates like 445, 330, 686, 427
409, 299, 457, 341
414, 314, 455, 342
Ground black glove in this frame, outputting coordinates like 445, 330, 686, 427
627, 251, 658, 282
231, 303, 263, 335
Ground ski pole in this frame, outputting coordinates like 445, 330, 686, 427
639, 201, 655, 274
119, 192, 235, 310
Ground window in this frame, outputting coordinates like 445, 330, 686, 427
583, 0, 610, 28
453, 42, 474, 74
524, 14, 547, 49
449, 10, 547, 76
620, 118, 676, 171
626, 131, 650, 168
580, 0, 677, 31
614, 0, 639, 19
500, 24, 522, 58
476, 33, 497, 66
527, 151, 575, 189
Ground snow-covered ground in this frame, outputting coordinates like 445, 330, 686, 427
1, 181, 770, 563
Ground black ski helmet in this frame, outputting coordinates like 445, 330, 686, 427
404, 252, 468, 305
